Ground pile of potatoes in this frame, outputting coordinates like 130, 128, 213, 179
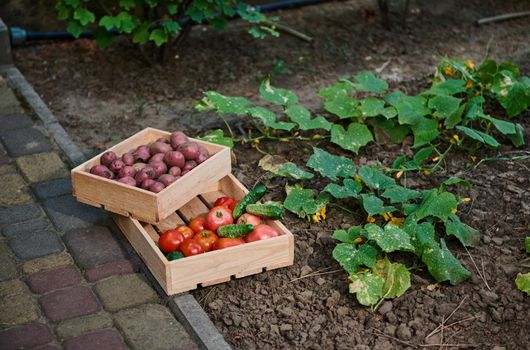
89, 131, 211, 193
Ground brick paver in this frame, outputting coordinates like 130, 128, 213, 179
0, 113, 33, 130
0, 127, 52, 157
0, 241, 17, 281
85, 259, 138, 282
64, 225, 127, 268
44, 195, 106, 230
2, 217, 52, 237
22, 251, 74, 274
0, 322, 53, 350
114, 303, 197, 350
31, 178, 72, 200
0, 280, 39, 326
0, 203, 43, 225
26, 265, 81, 294
56, 312, 114, 339
16, 152, 69, 183
40, 286, 101, 322
63, 329, 127, 350
94, 273, 158, 312
0, 172, 33, 206
7, 227, 63, 260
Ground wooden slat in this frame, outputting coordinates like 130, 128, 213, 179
177, 197, 210, 221
142, 223, 161, 244
199, 190, 226, 207
154, 213, 186, 232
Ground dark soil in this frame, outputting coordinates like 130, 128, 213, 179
14, 0, 530, 348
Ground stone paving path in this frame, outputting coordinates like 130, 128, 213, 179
0, 74, 199, 349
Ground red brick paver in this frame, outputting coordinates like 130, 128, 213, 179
39, 286, 101, 322
26, 265, 81, 294
63, 329, 127, 350
85, 259, 138, 282
0, 322, 53, 350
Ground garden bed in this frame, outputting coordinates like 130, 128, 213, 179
14, 0, 530, 348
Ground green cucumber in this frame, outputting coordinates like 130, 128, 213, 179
246, 203, 284, 219
167, 251, 184, 261
217, 224, 254, 238
232, 184, 267, 219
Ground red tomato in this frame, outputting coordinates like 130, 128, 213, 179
206, 206, 234, 232
213, 237, 245, 250
193, 230, 219, 252
158, 230, 185, 254
180, 238, 204, 256
236, 213, 262, 226
244, 224, 281, 243
175, 225, 194, 240
230, 200, 239, 211
189, 214, 207, 233
214, 196, 236, 210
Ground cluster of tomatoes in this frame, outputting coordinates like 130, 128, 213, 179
159, 196, 281, 259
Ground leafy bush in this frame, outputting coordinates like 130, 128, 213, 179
55, 0, 278, 60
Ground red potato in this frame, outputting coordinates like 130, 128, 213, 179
198, 145, 209, 155
109, 159, 125, 173
100, 151, 117, 167
178, 142, 200, 160
148, 153, 165, 164
118, 176, 136, 186
170, 131, 188, 150
195, 153, 209, 164
183, 160, 197, 172
90, 164, 114, 179
150, 161, 168, 178
168, 166, 181, 177
118, 166, 137, 178
149, 181, 165, 193
158, 174, 176, 187
181, 170, 190, 176
121, 152, 135, 166
156, 137, 169, 144
141, 178, 156, 190
133, 145, 150, 162
149, 141, 172, 156
132, 162, 147, 172
135, 166, 156, 185
164, 151, 185, 168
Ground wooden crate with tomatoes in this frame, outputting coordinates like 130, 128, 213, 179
71, 127, 231, 224
112, 174, 294, 295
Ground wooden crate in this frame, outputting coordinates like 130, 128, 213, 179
71, 127, 231, 224
112, 174, 294, 295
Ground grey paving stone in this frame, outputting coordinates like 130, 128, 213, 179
56, 313, 114, 339
0, 173, 33, 206
0, 85, 23, 116
16, 152, 69, 183
0, 127, 52, 157
0, 203, 42, 225
43, 195, 107, 231
63, 225, 127, 269
0, 241, 17, 281
8, 229, 63, 260
31, 178, 72, 200
0, 114, 33, 131
114, 304, 197, 350
94, 273, 158, 312
63, 329, 127, 350
0, 280, 40, 326
2, 217, 52, 238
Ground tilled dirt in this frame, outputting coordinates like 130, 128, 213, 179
13, 0, 530, 348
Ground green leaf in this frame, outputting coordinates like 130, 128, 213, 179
424, 79, 467, 96
73, 7, 95, 26
359, 98, 386, 117
324, 179, 362, 199
237, 3, 266, 23
525, 237, 530, 254
319, 81, 354, 100
369, 118, 410, 143
428, 95, 461, 119
323, 94, 359, 119
508, 123, 525, 147
119, 0, 136, 10
411, 117, 439, 148
445, 214, 480, 247
373, 257, 411, 299
168, 4, 178, 15
258, 155, 314, 180
333, 243, 377, 273
349, 272, 384, 306
149, 28, 168, 46
99, 16, 120, 30
456, 126, 500, 147
422, 239, 471, 285
259, 79, 298, 106
132, 22, 150, 44
381, 186, 422, 204
361, 195, 396, 217
283, 186, 329, 218
353, 71, 388, 94
248, 107, 296, 131
415, 189, 457, 222
92, 27, 114, 48
162, 19, 181, 34
402, 218, 436, 256
365, 223, 414, 253
197, 129, 233, 148
197, 92, 251, 115
285, 105, 332, 131
306, 147, 356, 181
332, 226, 363, 243
381, 107, 397, 119
515, 273, 530, 295
67, 21, 83, 38
393, 95, 430, 125
440, 177, 471, 190
497, 80, 530, 118
357, 166, 396, 190
478, 113, 516, 135
475, 60, 497, 84
330, 123, 373, 154
384, 90, 405, 106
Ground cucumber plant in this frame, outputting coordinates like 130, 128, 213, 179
516, 237, 530, 296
